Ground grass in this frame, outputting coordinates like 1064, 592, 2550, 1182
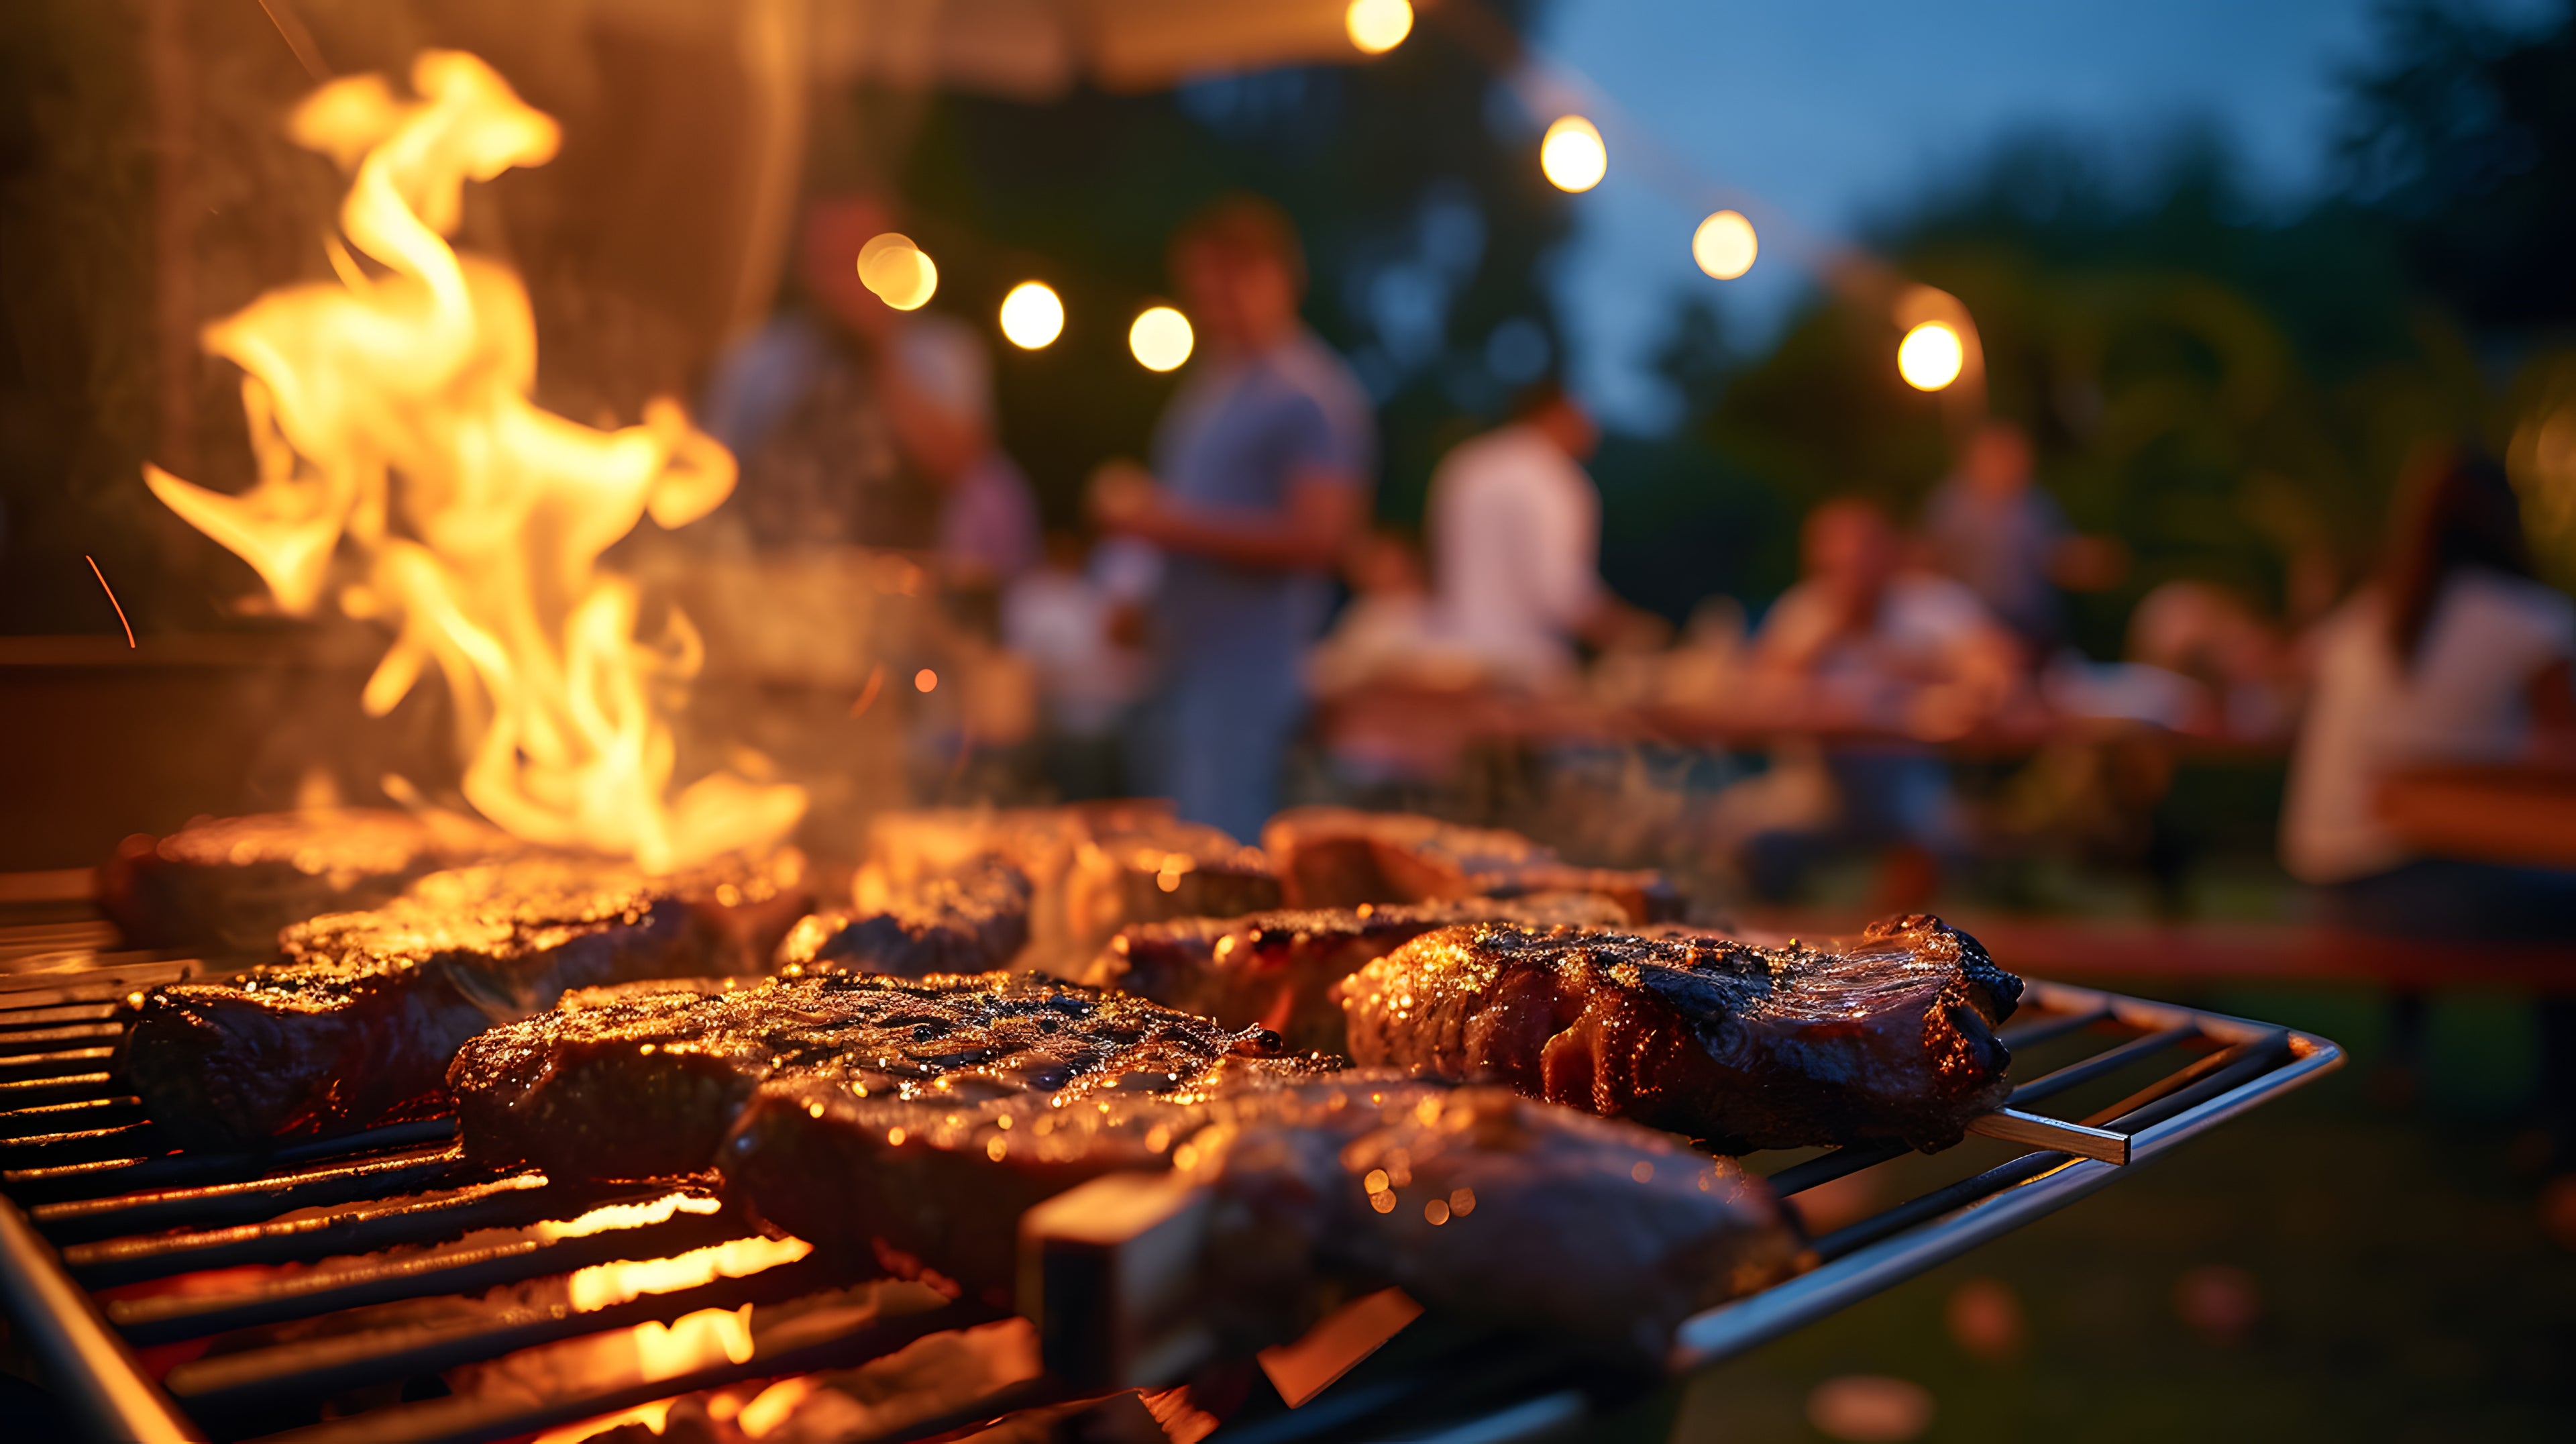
1646, 985, 2576, 1443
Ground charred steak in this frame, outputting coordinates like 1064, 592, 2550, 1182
1340, 915, 2023, 1152
125, 856, 810, 1149
451, 969, 1318, 1302
1085, 894, 1629, 1054
1260, 808, 1680, 923
100, 808, 516, 953
777, 855, 1033, 977
1164, 1078, 1803, 1365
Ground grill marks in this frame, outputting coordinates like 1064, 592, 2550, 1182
448, 971, 1310, 1187
1342, 915, 2024, 1153
776, 855, 1034, 978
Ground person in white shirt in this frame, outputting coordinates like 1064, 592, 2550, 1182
1733, 498, 2021, 902
2282, 452, 2576, 893
2279, 447, 2576, 1172
1424, 382, 1660, 688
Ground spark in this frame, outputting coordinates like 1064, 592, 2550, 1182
85, 556, 135, 648
849, 663, 885, 718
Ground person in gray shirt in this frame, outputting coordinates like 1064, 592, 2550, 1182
1089, 196, 1375, 840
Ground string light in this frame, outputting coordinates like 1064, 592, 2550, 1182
1898, 321, 1965, 391
1540, 116, 1607, 193
856, 233, 936, 311
998, 281, 1064, 349
1130, 306, 1194, 372
1692, 209, 1757, 280
1345, 0, 1413, 54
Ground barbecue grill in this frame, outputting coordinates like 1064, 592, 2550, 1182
0, 876, 2343, 1444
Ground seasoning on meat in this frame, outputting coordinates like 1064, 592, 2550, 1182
1339, 914, 2023, 1152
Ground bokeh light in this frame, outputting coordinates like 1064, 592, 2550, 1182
1130, 306, 1194, 372
856, 233, 936, 311
1540, 115, 1607, 193
1345, 0, 1413, 54
1897, 321, 1965, 391
1693, 209, 1758, 280
998, 281, 1064, 350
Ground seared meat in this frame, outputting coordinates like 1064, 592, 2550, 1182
1086, 894, 1629, 1053
99, 809, 516, 953
125, 855, 810, 1149
859, 805, 1277, 972
451, 968, 1309, 1192
1260, 808, 1680, 924
1167, 1078, 1803, 1365
777, 855, 1032, 977
1340, 915, 2022, 1152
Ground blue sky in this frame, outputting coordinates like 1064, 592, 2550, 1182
1531, 0, 2413, 427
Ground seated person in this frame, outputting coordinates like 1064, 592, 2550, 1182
1727, 498, 2019, 905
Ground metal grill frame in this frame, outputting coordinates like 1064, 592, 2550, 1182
0, 932, 2341, 1444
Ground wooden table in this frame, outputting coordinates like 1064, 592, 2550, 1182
2379, 763, 2576, 870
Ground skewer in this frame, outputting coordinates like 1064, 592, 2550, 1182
1964, 1108, 2130, 1164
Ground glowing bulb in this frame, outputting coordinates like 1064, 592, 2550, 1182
1346, 0, 1413, 54
998, 281, 1064, 349
1692, 209, 1757, 280
914, 668, 938, 693
857, 233, 936, 311
1130, 306, 1194, 372
1897, 321, 1965, 391
1540, 116, 1606, 193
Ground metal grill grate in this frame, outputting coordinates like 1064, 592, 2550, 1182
0, 900, 2342, 1444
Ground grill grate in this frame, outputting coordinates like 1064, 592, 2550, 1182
0, 900, 2342, 1444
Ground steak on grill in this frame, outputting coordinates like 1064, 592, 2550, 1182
776, 855, 1033, 977
861, 805, 1279, 972
450, 969, 1309, 1188
1260, 808, 1680, 924
1163, 1077, 1803, 1365
125, 854, 811, 1150
99, 808, 518, 953
1084, 894, 1629, 1054
1339, 915, 2023, 1152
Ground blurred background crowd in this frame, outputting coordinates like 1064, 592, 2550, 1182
5, 0, 2576, 1437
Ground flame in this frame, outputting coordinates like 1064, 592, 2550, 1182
634, 1302, 760, 1378
566, 1234, 812, 1313
142, 51, 803, 872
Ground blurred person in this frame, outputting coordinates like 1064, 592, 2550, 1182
1002, 533, 1151, 801
2279, 448, 2576, 1142
1088, 195, 1374, 840
2126, 579, 2303, 738
1923, 420, 2124, 654
2281, 450, 2575, 915
701, 197, 1036, 578
1734, 498, 2022, 902
1423, 380, 1667, 688
1307, 531, 1444, 697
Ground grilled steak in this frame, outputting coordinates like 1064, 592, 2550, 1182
1085, 894, 1629, 1053
859, 805, 1277, 972
777, 855, 1033, 977
1167, 1078, 1803, 1365
1260, 808, 1680, 923
125, 855, 810, 1149
451, 969, 1309, 1195
1340, 915, 2023, 1152
99, 808, 517, 953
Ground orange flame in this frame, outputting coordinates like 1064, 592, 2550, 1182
144, 51, 803, 872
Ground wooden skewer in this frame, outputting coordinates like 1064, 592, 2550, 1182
1966, 1108, 2131, 1165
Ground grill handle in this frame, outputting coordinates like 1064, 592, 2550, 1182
0, 1192, 205, 1443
